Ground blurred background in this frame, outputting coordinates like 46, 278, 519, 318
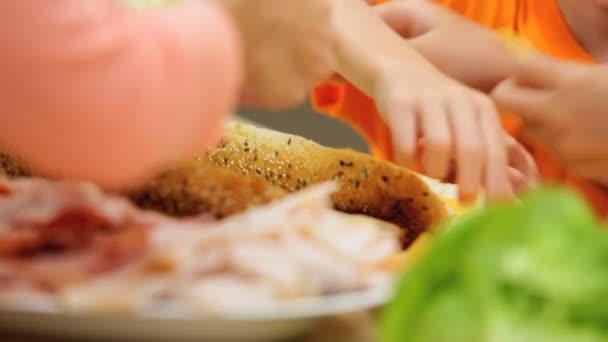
238, 101, 368, 152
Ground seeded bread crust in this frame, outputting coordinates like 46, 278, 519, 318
201, 122, 448, 245
0, 123, 447, 246
0, 153, 29, 178
127, 162, 286, 218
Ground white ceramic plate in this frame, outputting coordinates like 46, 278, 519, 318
0, 284, 392, 342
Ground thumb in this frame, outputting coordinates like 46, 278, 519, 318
492, 78, 549, 125
511, 53, 569, 89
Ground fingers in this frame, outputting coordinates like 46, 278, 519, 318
446, 97, 482, 201
378, 79, 518, 204
506, 136, 539, 194
386, 105, 418, 167
384, 89, 512, 204
507, 167, 537, 193
420, 100, 452, 180
511, 53, 566, 89
506, 136, 539, 183
493, 79, 562, 148
438, 92, 513, 202
477, 96, 513, 201
491, 53, 574, 128
492, 54, 584, 131
492, 79, 550, 126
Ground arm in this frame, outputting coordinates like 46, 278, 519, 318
375, 0, 518, 92
317, 0, 514, 201
329, 0, 436, 97
217, 0, 337, 110
493, 54, 608, 217
0, 0, 241, 187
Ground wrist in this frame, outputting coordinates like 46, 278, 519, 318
366, 52, 438, 91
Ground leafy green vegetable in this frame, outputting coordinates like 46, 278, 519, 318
380, 188, 608, 342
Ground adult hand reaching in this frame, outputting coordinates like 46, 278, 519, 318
493, 54, 608, 186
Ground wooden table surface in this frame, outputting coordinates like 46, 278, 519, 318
297, 311, 378, 342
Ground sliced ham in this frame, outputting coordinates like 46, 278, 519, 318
0, 178, 152, 291
0, 178, 400, 315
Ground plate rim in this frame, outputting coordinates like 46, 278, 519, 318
0, 283, 394, 323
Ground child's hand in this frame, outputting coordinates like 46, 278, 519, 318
506, 136, 538, 193
373, 60, 513, 202
434, 136, 537, 196
493, 54, 608, 187
220, 0, 336, 110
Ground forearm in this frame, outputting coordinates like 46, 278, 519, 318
329, 0, 436, 96
378, 0, 518, 92
411, 29, 517, 92
0, 0, 241, 186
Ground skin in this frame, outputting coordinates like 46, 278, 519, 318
220, 0, 338, 110
331, 0, 513, 201
371, 0, 524, 193
374, 0, 517, 92
374, 0, 608, 86
372, 0, 608, 189
493, 55, 608, 187
557, 0, 608, 62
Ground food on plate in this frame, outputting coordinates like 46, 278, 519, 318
380, 188, 608, 342
0, 178, 158, 292
202, 122, 448, 246
0, 177, 400, 315
1, 153, 287, 219
127, 162, 287, 218
0, 153, 29, 178
0, 123, 448, 248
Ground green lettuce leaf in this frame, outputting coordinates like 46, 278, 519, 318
380, 188, 608, 342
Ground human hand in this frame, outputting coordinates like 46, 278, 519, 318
220, 0, 337, 110
372, 59, 513, 202
493, 54, 608, 187
435, 135, 538, 197
506, 136, 538, 193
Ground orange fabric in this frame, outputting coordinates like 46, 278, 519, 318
312, 0, 608, 218
313, 79, 393, 160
